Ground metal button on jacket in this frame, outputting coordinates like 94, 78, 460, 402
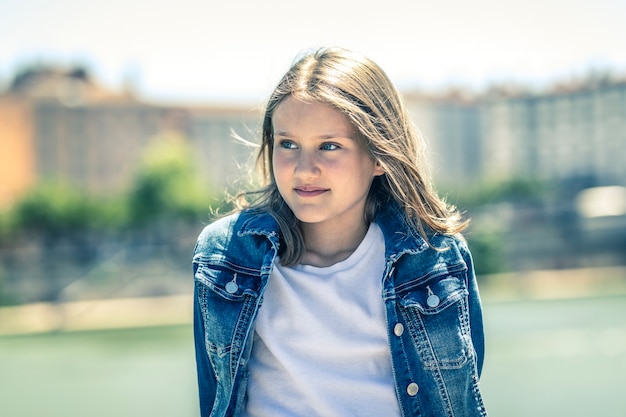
407, 382, 419, 396
225, 273, 239, 294
427, 294, 440, 308
225, 281, 238, 294
394, 323, 404, 337
426, 286, 441, 308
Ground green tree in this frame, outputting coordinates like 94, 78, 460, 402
466, 231, 506, 276
12, 182, 96, 238
126, 134, 214, 228
448, 177, 549, 209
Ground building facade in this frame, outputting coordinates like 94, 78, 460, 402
405, 80, 626, 189
0, 67, 261, 208
2, 66, 625, 210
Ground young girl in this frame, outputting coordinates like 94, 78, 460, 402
193, 47, 487, 417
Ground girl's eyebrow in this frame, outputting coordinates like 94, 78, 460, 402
273, 130, 355, 140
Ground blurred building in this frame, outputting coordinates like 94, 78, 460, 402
481, 81, 626, 186
405, 91, 483, 187
0, 66, 260, 208
2, 65, 625, 208
0, 94, 35, 206
186, 105, 261, 192
405, 78, 626, 188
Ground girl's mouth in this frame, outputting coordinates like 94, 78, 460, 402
294, 187, 328, 197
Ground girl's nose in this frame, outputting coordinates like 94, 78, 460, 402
294, 151, 320, 178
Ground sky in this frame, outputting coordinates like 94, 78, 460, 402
1, 0, 625, 105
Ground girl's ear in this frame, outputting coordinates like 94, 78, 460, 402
373, 161, 385, 177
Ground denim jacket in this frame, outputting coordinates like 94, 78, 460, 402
193, 202, 487, 417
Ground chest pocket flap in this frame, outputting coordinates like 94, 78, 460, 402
195, 263, 262, 301
398, 271, 467, 314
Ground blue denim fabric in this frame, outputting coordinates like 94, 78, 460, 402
193, 202, 487, 417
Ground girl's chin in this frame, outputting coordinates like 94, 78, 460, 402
294, 215, 325, 225
290, 210, 328, 225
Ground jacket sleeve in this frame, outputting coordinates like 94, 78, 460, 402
193, 262, 217, 416
459, 239, 486, 377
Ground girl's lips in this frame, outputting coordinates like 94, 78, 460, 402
294, 187, 328, 197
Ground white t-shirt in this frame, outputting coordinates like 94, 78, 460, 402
242, 223, 401, 417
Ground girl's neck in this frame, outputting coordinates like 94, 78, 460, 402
299, 220, 370, 268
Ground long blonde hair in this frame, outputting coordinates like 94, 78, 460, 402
240, 46, 468, 266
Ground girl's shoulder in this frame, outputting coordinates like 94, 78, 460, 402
195, 211, 241, 244
423, 232, 474, 276
429, 232, 469, 253
193, 209, 278, 263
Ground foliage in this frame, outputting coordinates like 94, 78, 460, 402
126, 134, 215, 228
447, 177, 550, 209
11, 182, 102, 238
0, 135, 221, 243
466, 230, 506, 276
441, 177, 552, 276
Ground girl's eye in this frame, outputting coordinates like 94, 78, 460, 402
278, 140, 298, 149
320, 143, 340, 151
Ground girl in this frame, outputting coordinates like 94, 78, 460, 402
193, 47, 487, 417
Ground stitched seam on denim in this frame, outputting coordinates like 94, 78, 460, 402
195, 259, 262, 276
394, 262, 467, 293
229, 295, 256, 380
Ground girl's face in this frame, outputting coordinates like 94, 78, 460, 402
272, 96, 384, 230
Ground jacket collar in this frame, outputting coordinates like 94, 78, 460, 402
235, 201, 429, 260
374, 200, 430, 260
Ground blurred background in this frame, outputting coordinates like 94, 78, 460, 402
1, 0, 625, 416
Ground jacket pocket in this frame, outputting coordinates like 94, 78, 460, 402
398, 273, 472, 370
195, 263, 261, 378
195, 263, 262, 301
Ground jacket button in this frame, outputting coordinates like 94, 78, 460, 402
427, 294, 440, 308
393, 323, 404, 337
407, 382, 419, 396
225, 281, 239, 294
